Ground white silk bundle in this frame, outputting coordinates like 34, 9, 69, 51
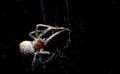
19, 41, 35, 55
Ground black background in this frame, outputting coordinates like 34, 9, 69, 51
0, 0, 119, 74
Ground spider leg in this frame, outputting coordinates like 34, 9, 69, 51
29, 31, 36, 39
32, 49, 51, 66
39, 27, 52, 38
44, 29, 67, 45
39, 49, 50, 54
36, 24, 70, 38
36, 24, 53, 38
52, 27, 68, 30
30, 24, 51, 39
29, 30, 42, 39
32, 52, 39, 67
39, 27, 69, 38
38, 26, 66, 38
36, 24, 52, 28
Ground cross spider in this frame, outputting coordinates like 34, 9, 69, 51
19, 24, 69, 67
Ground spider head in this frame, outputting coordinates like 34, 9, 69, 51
19, 40, 35, 55
33, 39, 44, 51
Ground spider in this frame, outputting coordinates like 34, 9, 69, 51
19, 24, 70, 68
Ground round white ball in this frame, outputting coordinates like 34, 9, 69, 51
19, 41, 35, 55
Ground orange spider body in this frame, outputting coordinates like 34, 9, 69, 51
34, 39, 44, 51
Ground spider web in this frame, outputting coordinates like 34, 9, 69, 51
31, 0, 84, 73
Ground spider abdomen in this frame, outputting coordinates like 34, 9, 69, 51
33, 39, 44, 51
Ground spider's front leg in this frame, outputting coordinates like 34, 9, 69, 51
44, 29, 68, 45
39, 27, 52, 38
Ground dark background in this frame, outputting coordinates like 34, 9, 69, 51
0, 0, 119, 74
